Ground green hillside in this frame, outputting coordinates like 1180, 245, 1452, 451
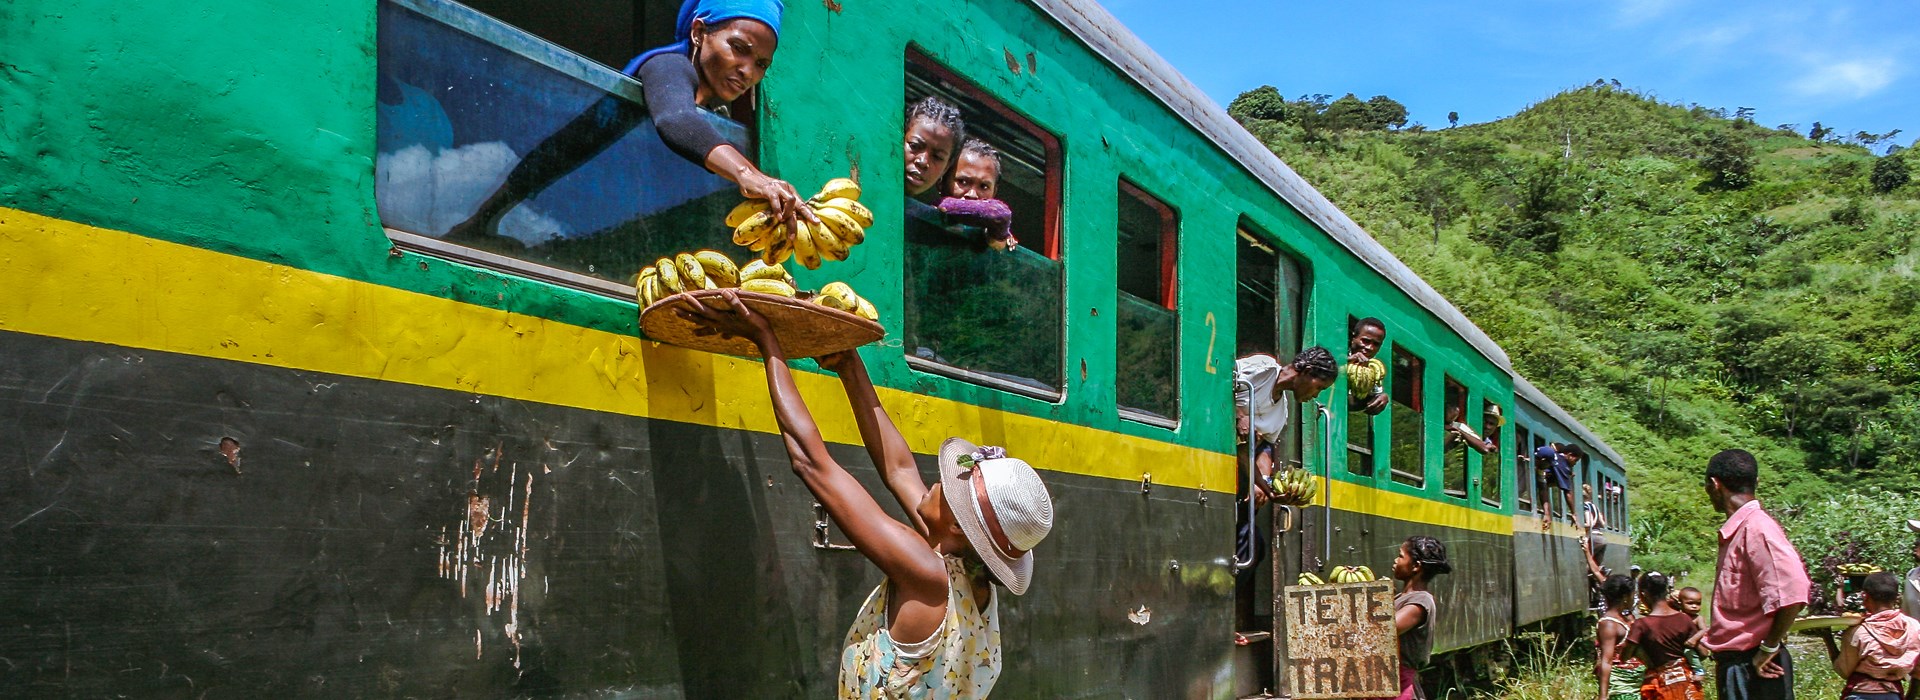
1230, 84, 1920, 579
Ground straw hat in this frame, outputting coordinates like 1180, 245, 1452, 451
939, 437, 1054, 596
1484, 403, 1507, 428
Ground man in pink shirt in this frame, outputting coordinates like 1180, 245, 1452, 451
1701, 449, 1810, 700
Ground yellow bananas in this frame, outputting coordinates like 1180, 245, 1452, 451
1295, 571, 1324, 586
637, 250, 759, 306
1265, 468, 1319, 506
727, 176, 870, 270
1298, 566, 1377, 586
739, 279, 796, 297
811, 281, 880, 322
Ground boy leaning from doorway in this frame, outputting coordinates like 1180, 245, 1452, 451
1364, 535, 1451, 700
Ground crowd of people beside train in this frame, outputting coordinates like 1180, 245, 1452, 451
1585, 449, 1920, 700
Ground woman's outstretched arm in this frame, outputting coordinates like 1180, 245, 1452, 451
817, 351, 930, 535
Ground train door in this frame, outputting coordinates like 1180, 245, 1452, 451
1232, 229, 1305, 697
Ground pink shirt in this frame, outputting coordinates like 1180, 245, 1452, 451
1703, 500, 1811, 652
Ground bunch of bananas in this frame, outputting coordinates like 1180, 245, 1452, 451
1328, 565, 1378, 583
812, 281, 881, 322
1346, 358, 1385, 394
1296, 571, 1326, 586
636, 251, 799, 306
1264, 468, 1319, 506
1837, 563, 1883, 576
728, 177, 874, 270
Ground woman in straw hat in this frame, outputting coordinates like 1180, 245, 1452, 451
683, 290, 1055, 698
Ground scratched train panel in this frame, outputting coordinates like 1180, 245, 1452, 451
1, 0, 1629, 695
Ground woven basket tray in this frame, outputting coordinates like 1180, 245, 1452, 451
639, 289, 884, 359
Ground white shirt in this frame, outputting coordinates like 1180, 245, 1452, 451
1233, 354, 1292, 445
1905, 565, 1920, 622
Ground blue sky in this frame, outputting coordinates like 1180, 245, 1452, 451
1102, 0, 1918, 149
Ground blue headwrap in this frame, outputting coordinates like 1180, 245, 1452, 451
622, 0, 784, 76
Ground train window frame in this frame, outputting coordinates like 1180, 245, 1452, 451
900, 47, 1068, 401
1387, 345, 1426, 488
1115, 178, 1180, 426
376, 0, 762, 299
1514, 424, 1533, 511
1344, 315, 1378, 479
1233, 228, 1310, 466
1480, 399, 1503, 508
1440, 377, 1469, 499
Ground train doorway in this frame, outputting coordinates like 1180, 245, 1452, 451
1232, 229, 1307, 697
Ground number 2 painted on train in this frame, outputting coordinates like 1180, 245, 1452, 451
1204, 312, 1219, 374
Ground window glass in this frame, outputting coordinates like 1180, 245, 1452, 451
377, 0, 744, 289
1515, 425, 1533, 510
458, 0, 675, 69
1115, 181, 1178, 422
1481, 399, 1503, 506
902, 55, 1063, 397
1441, 379, 1469, 497
1388, 346, 1425, 487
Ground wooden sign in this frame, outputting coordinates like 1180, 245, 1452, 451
1280, 580, 1399, 698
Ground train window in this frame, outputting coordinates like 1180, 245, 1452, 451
1234, 232, 1307, 467
1515, 424, 1533, 511
1345, 315, 1379, 479
376, 0, 757, 295
902, 51, 1065, 399
1115, 180, 1179, 423
1388, 346, 1425, 487
1481, 399, 1503, 507
1532, 433, 1549, 507
1441, 379, 1469, 498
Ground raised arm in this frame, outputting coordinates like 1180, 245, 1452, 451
817, 351, 930, 535
1594, 623, 1621, 700
681, 293, 945, 590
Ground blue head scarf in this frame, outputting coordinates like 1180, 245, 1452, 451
622, 0, 784, 76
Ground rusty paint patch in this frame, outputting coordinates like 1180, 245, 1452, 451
1004, 49, 1021, 74
1280, 580, 1398, 698
439, 443, 542, 669
822, 0, 841, 12
217, 436, 242, 473
1026, 52, 1038, 75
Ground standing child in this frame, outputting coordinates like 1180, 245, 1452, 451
1620, 573, 1706, 700
1676, 587, 1710, 684
1370, 535, 1451, 700
1595, 574, 1646, 700
1819, 572, 1920, 700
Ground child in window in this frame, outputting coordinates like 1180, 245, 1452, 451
938, 138, 1016, 250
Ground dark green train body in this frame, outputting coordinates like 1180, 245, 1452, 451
0, 0, 1629, 696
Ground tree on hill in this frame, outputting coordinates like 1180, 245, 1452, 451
1448, 111, 1460, 128
1227, 85, 1288, 123
1871, 156, 1910, 193
1696, 129, 1755, 190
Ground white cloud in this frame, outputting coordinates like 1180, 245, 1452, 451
1790, 57, 1900, 99
375, 142, 572, 248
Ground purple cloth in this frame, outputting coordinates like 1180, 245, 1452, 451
937, 197, 1016, 249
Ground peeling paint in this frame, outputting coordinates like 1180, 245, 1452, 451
438, 443, 539, 670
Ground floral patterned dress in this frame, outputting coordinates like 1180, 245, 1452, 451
838, 556, 1001, 699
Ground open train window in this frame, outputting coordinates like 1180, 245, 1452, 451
1441, 378, 1469, 498
1388, 346, 1425, 487
1235, 230, 1307, 466
1514, 424, 1533, 511
1345, 315, 1380, 479
376, 0, 758, 296
902, 49, 1065, 400
1115, 180, 1178, 425
1481, 399, 1503, 507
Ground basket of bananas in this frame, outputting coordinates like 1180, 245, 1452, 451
1294, 565, 1378, 587
637, 250, 884, 359
729, 177, 873, 270
1265, 468, 1319, 507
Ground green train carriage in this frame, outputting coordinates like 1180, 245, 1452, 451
0, 0, 1628, 696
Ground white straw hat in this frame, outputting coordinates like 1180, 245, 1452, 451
939, 437, 1054, 596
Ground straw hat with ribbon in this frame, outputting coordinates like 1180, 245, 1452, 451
939, 438, 1054, 596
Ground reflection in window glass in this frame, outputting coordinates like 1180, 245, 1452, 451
1442, 379, 1468, 497
1515, 425, 1533, 510
1389, 347, 1425, 487
376, 0, 743, 285
1116, 181, 1177, 421
1481, 400, 1503, 506
902, 58, 1062, 395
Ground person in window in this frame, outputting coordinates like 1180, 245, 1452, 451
1443, 401, 1495, 456
939, 138, 1017, 250
679, 291, 1054, 699
448, 0, 813, 243
1346, 318, 1389, 416
1534, 442, 1582, 531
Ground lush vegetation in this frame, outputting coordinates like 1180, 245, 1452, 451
1229, 83, 1920, 583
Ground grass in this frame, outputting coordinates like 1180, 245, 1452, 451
1456, 629, 1841, 700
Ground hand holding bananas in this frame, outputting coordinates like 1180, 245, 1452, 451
1262, 468, 1319, 507
935, 197, 1017, 251
730, 177, 872, 269
732, 167, 819, 243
